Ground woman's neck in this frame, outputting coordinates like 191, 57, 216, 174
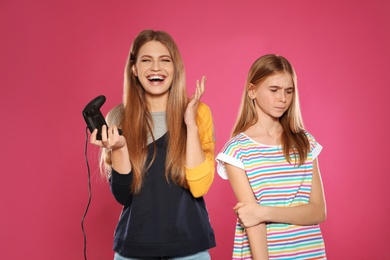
146, 95, 168, 112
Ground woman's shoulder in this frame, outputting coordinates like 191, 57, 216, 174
195, 102, 213, 126
197, 102, 211, 115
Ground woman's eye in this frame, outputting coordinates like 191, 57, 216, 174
161, 59, 171, 62
141, 59, 151, 62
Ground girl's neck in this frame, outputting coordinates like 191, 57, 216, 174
245, 116, 283, 145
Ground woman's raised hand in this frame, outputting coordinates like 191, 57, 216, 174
184, 76, 206, 126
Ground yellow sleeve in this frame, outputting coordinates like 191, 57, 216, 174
185, 102, 216, 198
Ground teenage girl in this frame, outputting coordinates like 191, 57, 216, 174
216, 54, 326, 259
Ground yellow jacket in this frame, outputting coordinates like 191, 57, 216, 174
185, 102, 215, 197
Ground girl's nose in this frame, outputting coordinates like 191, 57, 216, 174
279, 91, 287, 102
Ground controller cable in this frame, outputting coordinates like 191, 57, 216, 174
81, 127, 92, 260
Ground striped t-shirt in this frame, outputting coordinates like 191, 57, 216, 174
216, 132, 326, 259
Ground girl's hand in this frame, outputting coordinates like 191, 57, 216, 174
234, 201, 265, 228
184, 76, 206, 126
90, 125, 126, 150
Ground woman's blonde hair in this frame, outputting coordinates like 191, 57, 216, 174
101, 30, 188, 194
233, 54, 310, 166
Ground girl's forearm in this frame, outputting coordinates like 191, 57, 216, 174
246, 223, 269, 260
263, 203, 326, 225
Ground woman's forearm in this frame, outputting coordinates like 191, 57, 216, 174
185, 124, 206, 168
111, 145, 131, 174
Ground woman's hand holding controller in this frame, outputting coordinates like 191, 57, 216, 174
90, 125, 126, 151
91, 125, 131, 173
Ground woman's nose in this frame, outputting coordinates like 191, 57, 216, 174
150, 61, 161, 71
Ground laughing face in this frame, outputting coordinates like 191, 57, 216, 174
132, 40, 174, 107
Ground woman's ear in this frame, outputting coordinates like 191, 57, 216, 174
132, 65, 138, 77
247, 83, 255, 99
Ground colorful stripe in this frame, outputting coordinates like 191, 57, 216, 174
217, 132, 326, 259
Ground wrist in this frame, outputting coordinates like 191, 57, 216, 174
259, 205, 270, 223
186, 122, 198, 131
111, 144, 128, 157
111, 145, 131, 174
185, 118, 198, 126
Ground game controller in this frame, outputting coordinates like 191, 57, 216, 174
82, 95, 122, 140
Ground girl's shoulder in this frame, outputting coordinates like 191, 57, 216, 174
303, 131, 319, 145
221, 133, 250, 151
303, 130, 323, 156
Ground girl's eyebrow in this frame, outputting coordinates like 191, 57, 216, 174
269, 85, 294, 89
160, 55, 172, 59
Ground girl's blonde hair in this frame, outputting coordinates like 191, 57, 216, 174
233, 54, 310, 166
101, 30, 188, 194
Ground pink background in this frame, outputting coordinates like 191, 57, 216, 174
1, 0, 389, 259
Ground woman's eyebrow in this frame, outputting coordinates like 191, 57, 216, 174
139, 54, 171, 59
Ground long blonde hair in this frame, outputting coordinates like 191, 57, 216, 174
101, 30, 188, 194
233, 54, 310, 166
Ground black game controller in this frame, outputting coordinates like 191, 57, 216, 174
82, 95, 122, 140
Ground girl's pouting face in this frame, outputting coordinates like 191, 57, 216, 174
133, 40, 174, 105
249, 72, 294, 119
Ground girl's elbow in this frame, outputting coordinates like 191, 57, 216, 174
316, 205, 327, 223
321, 206, 327, 222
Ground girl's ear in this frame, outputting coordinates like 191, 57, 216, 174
132, 65, 138, 77
247, 83, 256, 99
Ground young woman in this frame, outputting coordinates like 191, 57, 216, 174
91, 30, 216, 260
216, 54, 327, 259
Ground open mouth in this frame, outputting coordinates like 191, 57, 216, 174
147, 75, 165, 82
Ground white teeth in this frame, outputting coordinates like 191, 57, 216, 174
147, 75, 164, 81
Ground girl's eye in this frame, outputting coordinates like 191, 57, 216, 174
161, 59, 171, 62
270, 89, 278, 92
141, 59, 151, 62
